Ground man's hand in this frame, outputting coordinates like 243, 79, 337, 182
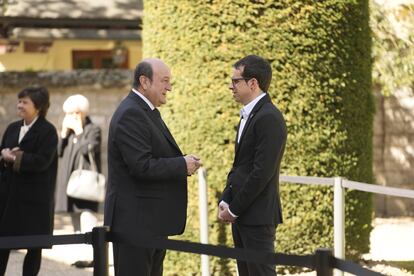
184, 154, 202, 175
218, 201, 228, 222
218, 201, 236, 223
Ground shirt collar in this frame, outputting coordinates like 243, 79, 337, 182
132, 88, 155, 110
23, 116, 39, 128
240, 93, 266, 119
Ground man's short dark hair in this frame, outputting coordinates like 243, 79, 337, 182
132, 61, 153, 89
234, 55, 272, 92
18, 86, 50, 117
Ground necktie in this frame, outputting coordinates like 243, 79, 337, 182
153, 108, 167, 130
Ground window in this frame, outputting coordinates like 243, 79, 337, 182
72, 50, 129, 69
0, 41, 19, 54
24, 41, 52, 53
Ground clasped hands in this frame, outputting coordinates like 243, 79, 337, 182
1, 147, 19, 163
184, 154, 202, 176
218, 201, 236, 224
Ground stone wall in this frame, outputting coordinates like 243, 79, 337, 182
0, 70, 133, 183
373, 86, 414, 216
1, 71, 413, 216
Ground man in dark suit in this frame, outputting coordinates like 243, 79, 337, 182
218, 55, 287, 276
104, 58, 201, 276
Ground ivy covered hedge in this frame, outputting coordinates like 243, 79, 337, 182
143, 1, 373, 274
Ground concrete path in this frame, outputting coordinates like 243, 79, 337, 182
4, 213, 112, 276
5, 250, 93, 276
363, 217, 414, 261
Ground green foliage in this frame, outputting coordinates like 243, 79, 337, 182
370, 0, 414, 96
143, 0, 374, 274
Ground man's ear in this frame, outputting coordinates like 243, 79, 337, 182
250, 78, 259, 91
139, 75, 149, 90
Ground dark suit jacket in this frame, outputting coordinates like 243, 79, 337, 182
104, 92, 187, 241
0, 117, 58, 237
220, 94, 287, 225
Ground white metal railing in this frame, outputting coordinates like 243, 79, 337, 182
197, 170, 414, 276
279, 175, 414, 276
279, 175, 334, 186
198, 168, 210, 276
342, 179, 414, 199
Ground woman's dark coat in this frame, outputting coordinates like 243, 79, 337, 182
0, 117, 58, 238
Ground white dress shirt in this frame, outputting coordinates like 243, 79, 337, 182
18, 116, 38, 143
237, 93, 266, 143
132, 88, 155, 110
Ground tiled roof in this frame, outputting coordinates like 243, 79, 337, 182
3, 0, 142, 20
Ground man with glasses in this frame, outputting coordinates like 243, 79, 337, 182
218, 55, 287, 276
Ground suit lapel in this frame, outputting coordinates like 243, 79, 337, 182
19, 118, 42, 146
234, 120, 241, 152
147, 109, 181, 151
128, 92, 181, 153
234, 94, 271, 158
11, 121, 22, 146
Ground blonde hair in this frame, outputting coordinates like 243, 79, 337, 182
63, 94, 90, 114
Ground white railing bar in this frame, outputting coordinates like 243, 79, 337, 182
280, 175, 334, 186
343, 180, 414, 199
333, 177, 345, 276
198, 168, 211, 276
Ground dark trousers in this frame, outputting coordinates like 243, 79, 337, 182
232, 223, 277, 276
113, 242, 166, 276
0, 249, 42, 276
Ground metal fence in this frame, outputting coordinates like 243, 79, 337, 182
0, 226, 384, 276
196, 169, 409, 276
0, 170, 408, 276
277, 175, 414, 276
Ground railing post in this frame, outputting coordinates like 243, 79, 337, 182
92, 226, 109, 276
198, 167, 211, 276
315, 248, 333, 276
334, 177, 345, 276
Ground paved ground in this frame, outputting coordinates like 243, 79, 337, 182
4, 213, 111, 276
3, 214, 414, 275
364, 217, 414, 261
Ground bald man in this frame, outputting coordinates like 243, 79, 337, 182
104, 58, 201, 276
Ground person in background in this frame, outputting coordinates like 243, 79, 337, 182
56, 94, 101, 268
0, 86, 58, 275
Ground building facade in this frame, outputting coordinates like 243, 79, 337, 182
0, 0, 142, 71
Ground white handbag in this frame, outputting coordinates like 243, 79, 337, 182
66, 145, 106, 202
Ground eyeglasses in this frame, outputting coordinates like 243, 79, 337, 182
230, 77, 251, 87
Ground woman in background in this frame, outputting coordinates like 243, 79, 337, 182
56, 94, 101, 267
56, 94, 102, 268
0, 86, 57, 275
56, 94, 102, 235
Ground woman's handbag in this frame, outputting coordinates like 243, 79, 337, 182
66, 145, 105, 202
